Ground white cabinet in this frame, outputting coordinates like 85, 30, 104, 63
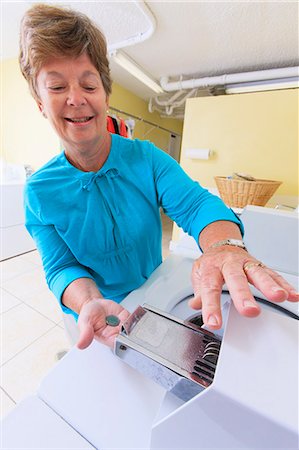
1, 182, 36, 260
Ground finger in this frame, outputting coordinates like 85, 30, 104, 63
98, 330, 120, 349
101, 322, 122, 339
286, 290, 299, 302
75, 299, 104, 350
77, 321, 94, 349
188, 292, 202, 310
190, 260, 203, 309
118, 308, 131, 322
105, 334, 117, 349
94, 332, 116, 349
246, 267, 298, 302
223, 262, 261, 317
199, 268, 224, 330
99, 308, 130, 348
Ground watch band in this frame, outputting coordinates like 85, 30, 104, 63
208, 239, 247, 251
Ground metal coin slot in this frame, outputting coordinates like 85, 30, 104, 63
114, 304, 222, 401
188, 314, 204, 327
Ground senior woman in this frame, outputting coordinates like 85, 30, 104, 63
20, 4, 298, 349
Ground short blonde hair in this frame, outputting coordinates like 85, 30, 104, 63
19, 3, 112, 100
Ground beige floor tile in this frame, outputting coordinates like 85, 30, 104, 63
0, 256, 38, 284
1, 267, 48, 301
2, 303, 55, 364
0, 387, 16, 419
0, 288, 22, 314
18, 250, 42, 267
1, 326, 71, 403
22, 287, 63, 324
57, 319, 65, 328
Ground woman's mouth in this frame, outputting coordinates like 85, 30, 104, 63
65, 116, 94, 123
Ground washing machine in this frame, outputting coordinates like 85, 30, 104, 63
2, 206, 298, 449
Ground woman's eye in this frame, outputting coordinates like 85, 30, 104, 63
48, 86, 65, 91
84, 86, 96, 91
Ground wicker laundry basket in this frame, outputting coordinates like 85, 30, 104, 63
214, 176, 282, 208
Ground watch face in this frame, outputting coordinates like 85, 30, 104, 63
210, 239, 246, 251
228, 239, 245, 248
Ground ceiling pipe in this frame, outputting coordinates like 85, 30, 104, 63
160, 66, 299, 92
108, 1, 156, 52
165, 89, 198, 115
154, 90, 185, 106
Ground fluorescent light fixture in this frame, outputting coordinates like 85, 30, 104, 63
111, 51, 164, 94
225, 77, 299, 94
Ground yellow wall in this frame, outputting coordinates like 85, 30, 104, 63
172, 89, 299, 241
180, 90, 298, 195
1, 59, 60, 169
109, 83, 183, 152
1, 58, 183, 170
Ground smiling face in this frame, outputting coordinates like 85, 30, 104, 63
36, 52, 110, 157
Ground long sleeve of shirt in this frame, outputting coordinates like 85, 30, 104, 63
24, 134, 242, 319
149, 144, 242, 243
24, 184, 95, 315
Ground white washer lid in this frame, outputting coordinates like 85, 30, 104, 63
2, 395, 94, 449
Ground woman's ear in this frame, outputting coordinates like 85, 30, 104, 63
36, 101, 47, 118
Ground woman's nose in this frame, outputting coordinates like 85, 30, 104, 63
66, 87, 87, 107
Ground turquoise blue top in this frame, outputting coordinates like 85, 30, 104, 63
24, 134, 243, 319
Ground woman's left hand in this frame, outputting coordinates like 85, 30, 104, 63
189, 246, 299, 330
77, 299, 130, 349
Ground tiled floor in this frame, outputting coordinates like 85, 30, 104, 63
0, 213, 173, 419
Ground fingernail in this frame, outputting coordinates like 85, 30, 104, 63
207, 314, 219, 326
243, 299, 258, 309
272, 286, 287, 293
290, 289, 299, 295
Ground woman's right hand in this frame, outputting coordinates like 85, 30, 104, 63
76, 299, 130, 349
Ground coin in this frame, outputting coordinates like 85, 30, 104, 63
105, 315, 120, 327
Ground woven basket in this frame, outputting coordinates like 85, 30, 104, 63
214, 176, 282, 208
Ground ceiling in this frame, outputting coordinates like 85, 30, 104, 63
2, 1, 299, 103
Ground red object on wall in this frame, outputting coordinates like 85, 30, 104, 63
107, 115, 128, 137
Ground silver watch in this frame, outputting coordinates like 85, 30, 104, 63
209, 239, 247, 251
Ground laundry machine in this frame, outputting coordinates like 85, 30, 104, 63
1, 395, 95, 449
0, 180, 36, 260
115, 206, 298, 449
2, 206, 298, 449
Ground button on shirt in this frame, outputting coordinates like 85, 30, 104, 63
24, 134, 243, 319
